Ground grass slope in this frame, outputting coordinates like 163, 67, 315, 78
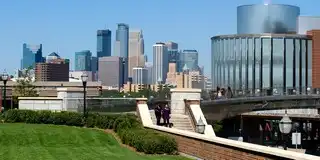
0, 124, 188, 160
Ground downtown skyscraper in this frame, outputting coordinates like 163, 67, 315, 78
114, 23, 129, 83
114, 23, 129, 58
128, 30, 145, 78
166, 41, 180, 71
97, 29, 111, 58
21, 43, 43, 69
75, 50, 92, 71
179, 50, 199, 71
153, 42, 168, 84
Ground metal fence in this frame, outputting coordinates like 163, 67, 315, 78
64, 97, 137, 114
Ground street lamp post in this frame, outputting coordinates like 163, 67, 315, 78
1, 72, 8, 110
81, 73, 88, 119
279, 110, 292, 150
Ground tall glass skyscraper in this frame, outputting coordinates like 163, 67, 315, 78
153, 43, 168, 84
179, 50, 199, 72
114, 23, 129, 83
21, 43, 43, 69
166, 41, 180, 72
75, 50, 92, 71
237, 4, 300, 34
114, 23, 129, 58
97, 29, 111, 58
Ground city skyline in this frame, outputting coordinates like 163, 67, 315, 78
0, 0, 319, 76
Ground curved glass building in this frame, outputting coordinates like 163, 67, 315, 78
211, 34, 312, 95
237, 4, 300, 34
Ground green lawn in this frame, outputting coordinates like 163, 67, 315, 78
0, 123, 189, 160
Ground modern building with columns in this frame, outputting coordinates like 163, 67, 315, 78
211, 3, 320, 96
211, 34, 312, 95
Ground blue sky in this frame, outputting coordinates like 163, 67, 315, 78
0, 0, 319, 76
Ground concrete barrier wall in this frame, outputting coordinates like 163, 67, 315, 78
19, 97, 63, 111
145, 125, 319, 160
136, 98, 320, 160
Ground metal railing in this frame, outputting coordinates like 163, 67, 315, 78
202, 94, 320, 105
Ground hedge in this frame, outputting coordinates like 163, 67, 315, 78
3, 109, 177, 155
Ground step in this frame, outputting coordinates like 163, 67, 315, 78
149, 110, 195, 132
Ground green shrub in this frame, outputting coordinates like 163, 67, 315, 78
0, 113, 4, 122
117, 127, 177, 154
4, 109, 178, 155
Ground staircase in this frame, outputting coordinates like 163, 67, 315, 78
149, 110, 194, 132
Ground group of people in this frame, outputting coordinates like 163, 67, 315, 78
154, 104, 172, 127
213, 86, 233, 99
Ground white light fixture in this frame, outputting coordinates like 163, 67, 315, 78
196, 117, 206, 134
279, 110, 292, 134
81, 73, 88, 82
1, 72, 8, 81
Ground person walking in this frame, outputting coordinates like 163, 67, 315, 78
162, 104, 171, 127
154, 105, 162, 125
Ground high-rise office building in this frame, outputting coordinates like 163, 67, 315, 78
114, 23, 129, 57
166, 41, 180, 71
46, 52, 60, 63
166, 62, 205, 89
166, 41, 178, 50
129, 30, 144, 56
179, 50, 199, 71
98, 56, 124, 88
75, 50, 92, 71
128, 30, 145, 78
91, 56, 98, 80
128, 56, 145, 77
132, 67, 148, 85
153, 42, 168, 84
97, 30, 112, 58
114, 23, 129, 82
145, 62, 153, 84
35, 52, 69, 81
21, 43, 43, 69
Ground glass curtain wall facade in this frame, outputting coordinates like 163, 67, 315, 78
97, 29, 112, 58
22, 43, 43, 69
75, 50, 92, 71
179, 50, 199, 71
211, 34, 312, 96
237, 4, 300, 34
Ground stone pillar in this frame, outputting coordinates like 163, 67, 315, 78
170, 88, 201, 114
135, 98, 151, 125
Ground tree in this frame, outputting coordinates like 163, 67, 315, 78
101, 90, 124, 98
12, 67, 38, 102
138, 88, 157, 98
157, 84, 175, 99
212, 120, 223, 133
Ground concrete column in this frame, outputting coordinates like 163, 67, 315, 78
170, 88, 201, 114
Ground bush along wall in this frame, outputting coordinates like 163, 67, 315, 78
3, 109, 177, 155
